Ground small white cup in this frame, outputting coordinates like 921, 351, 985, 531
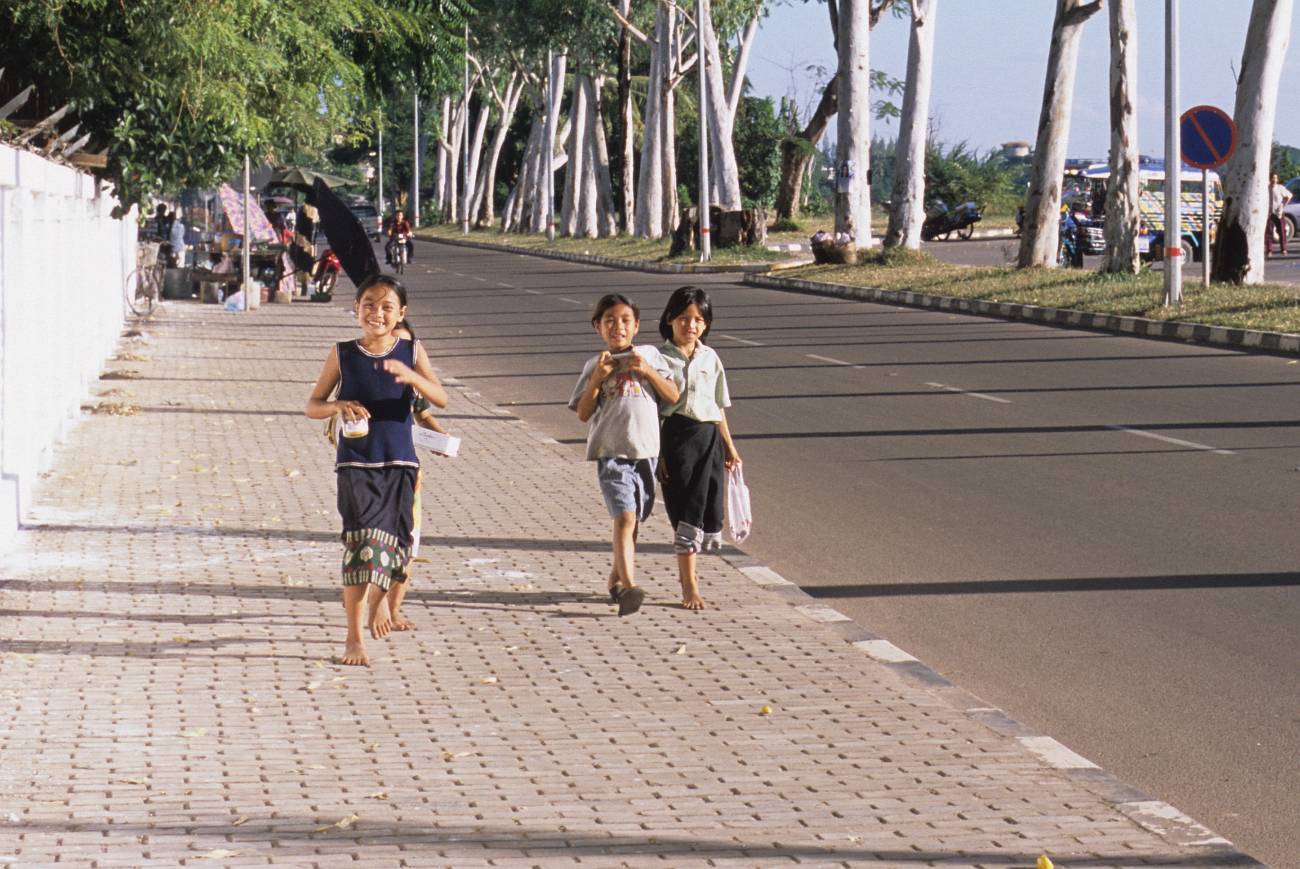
341, 417, 369, 439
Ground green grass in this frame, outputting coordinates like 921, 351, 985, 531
418, 224, 1300, 335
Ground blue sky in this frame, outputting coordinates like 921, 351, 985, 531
748, 1, 1300, 158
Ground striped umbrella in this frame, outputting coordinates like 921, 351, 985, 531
217, 183, 277, 243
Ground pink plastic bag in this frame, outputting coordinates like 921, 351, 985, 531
726, 464, 752, 544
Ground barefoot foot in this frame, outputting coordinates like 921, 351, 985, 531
681, 577, 706, 611
391, 613, 416, 631
368, 589, 393, 639
340, 640, 370, 666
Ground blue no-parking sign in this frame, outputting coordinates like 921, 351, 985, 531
1180, 105, 1237, 170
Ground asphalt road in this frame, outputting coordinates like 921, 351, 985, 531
400, 240, 1300, 867
923, 234, 1300, 283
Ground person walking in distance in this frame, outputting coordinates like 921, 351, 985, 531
305, 275, 448, 665
569, 294, 679, 616
656, 287, 741, 610
1267, 173, 1292, 256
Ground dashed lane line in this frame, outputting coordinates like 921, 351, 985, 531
806, 353, 856, 366
1107, 425, 1235, 455
719, 334, 765, 346
924, 382, 1013, 404
558, 297, 584, 305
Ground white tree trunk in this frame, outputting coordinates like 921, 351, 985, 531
834, 0, 872, 246
635, 2, 669, 237
1018, 0, 1103, 268
1101, 0, 1140, 274
884, 0, 938, 250
699, 0, 744, 210
435, 98, 450, 219
475, 76, 522, 227
1213, 0, 1294, 283
562, 72, 589, 236
661, 4, 680, 233
589, 75, 620, 237
618, 0, 636, 232
466, 97, 490, 213
579, 88, 601, 238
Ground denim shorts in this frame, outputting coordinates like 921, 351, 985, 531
596, 458, 657, 521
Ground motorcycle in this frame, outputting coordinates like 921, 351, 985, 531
386, 232, 411, 274
921, 200, 982, 241
1057, 208, 1084, 268
313, 248, 342, 297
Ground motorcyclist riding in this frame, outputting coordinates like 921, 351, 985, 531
386, 210, 413, 266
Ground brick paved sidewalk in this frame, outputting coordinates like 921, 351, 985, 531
0, 300, 1255, 868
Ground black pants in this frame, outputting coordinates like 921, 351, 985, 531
660, 415, 725, 554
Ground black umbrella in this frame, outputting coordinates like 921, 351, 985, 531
267, 166, 358, 193
313, 178, 379, 290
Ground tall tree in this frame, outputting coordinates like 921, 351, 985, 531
1017, 0, 1103, 268
833, 0, 886, 248
1101, 0, 1140, 274
697, 0, 764, 210
884, 0, 938, 250
1212, 0, 1294, 284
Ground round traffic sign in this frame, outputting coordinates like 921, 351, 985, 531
1180, 105, 1237, 170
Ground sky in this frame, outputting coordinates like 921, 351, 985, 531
747, 1, 1300, 159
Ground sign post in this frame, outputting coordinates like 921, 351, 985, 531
1163, 0, 1181, 305
1179, 104, 1237, 288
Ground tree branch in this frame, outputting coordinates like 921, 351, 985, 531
869, 0, 898, 29
726, 14, 760, 118
608, 2, 651, 44
1063, 0, 1104, 27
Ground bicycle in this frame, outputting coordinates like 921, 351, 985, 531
124, 241, 165, 316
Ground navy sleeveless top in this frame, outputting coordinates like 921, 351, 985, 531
335, 338, 419, 469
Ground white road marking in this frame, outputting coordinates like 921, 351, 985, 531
806, 353, 854, 366
524, 289, 542, 295
558, 297, 583, 305
924, 382, 1012, 404
472, 276, 488, 282
497, 282, 514, 288
1107, 426, 1235, 455
1018, 736, 1099, 769
719, 333, 764, 347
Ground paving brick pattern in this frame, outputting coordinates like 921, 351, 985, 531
0, 301, 1246, 867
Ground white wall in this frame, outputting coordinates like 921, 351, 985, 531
0, 144, 136, 545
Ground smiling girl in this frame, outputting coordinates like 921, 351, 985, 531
306, 275, 448, 665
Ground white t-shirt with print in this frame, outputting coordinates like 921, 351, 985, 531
569, 345, 672, 460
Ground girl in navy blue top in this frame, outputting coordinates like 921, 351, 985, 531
307, 275, 448, 666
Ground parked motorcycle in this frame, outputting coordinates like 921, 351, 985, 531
313, 248, 342, 297
921, 200, 982, 241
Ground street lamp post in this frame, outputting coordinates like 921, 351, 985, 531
463, 21, 471, 235
377, 121, 385, 217
412, 92, 421, 227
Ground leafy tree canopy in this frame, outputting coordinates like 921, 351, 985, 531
3, 0, 468, 214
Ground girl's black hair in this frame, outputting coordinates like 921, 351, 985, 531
395, 319, 417, 340
658, 285, 713, 342
355, 274, 408, 307
591, 293, 639, 324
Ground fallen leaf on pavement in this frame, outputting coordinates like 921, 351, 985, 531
675, 645, 687, 655
183, 728, 207, 738
196, 849, 244, 860
115, 777, 149, 786
313, 813, 359, 833
232, 816, 249, 827
367, 792, 388, 800
480, 676, 498, 684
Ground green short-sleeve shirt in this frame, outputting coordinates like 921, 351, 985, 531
659, 341, 731, 422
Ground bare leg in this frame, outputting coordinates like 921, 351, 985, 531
612, 512, 638, 587
341, 585, 369, 666
677, 551, 705, 610
367, 583, 393, 639
386, 580, 415, 631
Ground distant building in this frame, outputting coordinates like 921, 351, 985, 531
1001, 140, 1031, 161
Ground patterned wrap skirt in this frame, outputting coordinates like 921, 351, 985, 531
337, 466, 418, 590
660, 415, 725, 555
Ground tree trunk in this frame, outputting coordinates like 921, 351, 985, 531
1101, 0, 1140, 274
775, 78, 837, 222
661, 3, 680, 233
1018, 0, 1103, 268
562, 70, 589, 236
699, 0, 744, 210
589, 75, 620, 237
884, 0, 938, 250
466, 95, 490, 217
1213, 0, 1294, 283
834, 0, 871, 247
618, 0, 636, 233
476, 76, 522, 227
435, 97, 451, 220
635, 2, 669, 238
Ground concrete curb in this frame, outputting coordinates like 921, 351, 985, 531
745, 273, 1300, 356
418, 233, 778, 275
711, 549, 1262, 864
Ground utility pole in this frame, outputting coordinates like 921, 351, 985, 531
412, 92, 421, 227
696, 0, 712, 263
545, 48, 557, 242
377, 120, 385, 217
241, 154, 254, 310
1163, 0, 1182, 305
